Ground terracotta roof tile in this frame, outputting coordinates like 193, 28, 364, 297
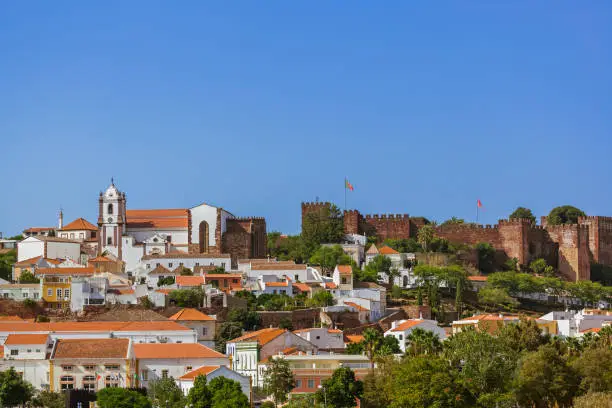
24, 227, 55, 233
126, 209, 189, 229
36, 267, 95, 276
179, 366, 220, 380
365, 244, 379, 255
0, 321, 189, 332
0, 316, 25, 322
142, 253, 231, 260
293, 283, 312, 292
266, 281, 288, 287
60, 218, 97, 231
378, 246, 399, 255
228, 328, 286, 345
581, 327, 601, 334
4, 334, 49, 345
467, 275, 488, 282
344, 302, 369, 312
391, 320, 426, 332
156, 289, 174, 294
134, 343, 225, 359
337, 265, 352, 274
176, 276, 205, 287
204, 274, 242, 279
345, 335, 364, 344
169, 308, 215, 321
251, 264, 306, 271
324, 282, 337, 289
53, 338, 129, 359
89, 256, 114, 263
150, 265, 173, 275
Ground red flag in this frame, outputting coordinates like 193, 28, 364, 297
345, 179, 354, 191
477, 199, 483, 208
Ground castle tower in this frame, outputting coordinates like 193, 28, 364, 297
98, 179, 126, 259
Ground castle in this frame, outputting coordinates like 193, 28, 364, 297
302, 202, 612, 282
97, 182, 267, 269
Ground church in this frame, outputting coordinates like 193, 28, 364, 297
97, 182, 266, 272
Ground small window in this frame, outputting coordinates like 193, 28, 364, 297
141, 370, 148, 381
307, 379, 315, 389
316, 336, 320, 340
162, 369, 169, 379
295, 275, 299, 281
221, 263, 226, 269
62, 365, 73, 371
399, 335, 403, 340
232, 279, 238, 284
153, 238, 158, 243
33, 293, 39, 299
23, 293, 28, 298
341, 277, 347, 284
107, 204, 114, 214
70, 233, 75, 239
202, 327, 208, 336
107, 237, 112, 245
195, 262, 200, 267
27, 349, 32, 353
83, 365, 96, 371
156, 263, 161, 267
79, 233, 84, 239
104, 365, 120, 371
35, 349, 41, 353
169, 263, 173, 268
11, 349, 18, 356
179, 262, 184, 266
56, 289, 62, 299
295, 379, 302, 388
186, 366, 192, 372
64, 289, 70, 298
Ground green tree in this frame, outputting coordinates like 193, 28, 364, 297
0, 367, 34, 407
157, 276, 175, 286
309, 245, 352, 275
187, 375, 212, 408
478, 287, 519, 311
440, 217, 465, 226
148, 377, 185, 408
566, 280, 605, 306
18, 269, 40, 283
572, 346, 612, 393
362, 328, 382, 369
302, 204, 344, 252
208, 376, 249, 408
509, 207, 536, 224
382, 238, 422, 254
227, 308, 262, 331
514, 344, 579, 408
96, 387, 151, 408
263, 357, 295, 407
307, 290, 334, 307
31, 390, 66, 408
504, 257, 519, 271
214, 321, 243, 353
361, 255, 391, 282
529, 258, 555, 277
405, 327, 442, 356
0, 249, 17, 281
168, 288, 204, 307
475, 242, 496, 273
416, 225, 435, 252
316, 367, 363, 408
547, 205, 586, 225
498, 318, 549, 353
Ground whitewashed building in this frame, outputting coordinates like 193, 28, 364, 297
384, 319, 447, 353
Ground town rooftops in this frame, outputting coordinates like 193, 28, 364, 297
581, 327, 602, 334
378, 245, 400, 255
265, 281, 289, 287
133, 343, 225, 359
35, 267, 95, 276
0, 284, 40, 289
0, 320, 190, 333
14, 256, 62, 266
345, 335, 364, 344
126, 209, 189, 229
229, 328, 286, 345
149, 265, 172, 275
454, 314, 521, 324
53, 338, 129, 359
293, 328, 342, 334
169, 308, 215, 321
0, 316, 25, 322
23, 227, 55, 233
293, 283, 312, 292
324, 282, 337, 289
204, 274, 242, 279
336, 265, 352, 274
142, 253, 231, 260
89, 255, 114, 263
60, 218, 97, 231
4, 334, 49, 345
179, 366, 221, 380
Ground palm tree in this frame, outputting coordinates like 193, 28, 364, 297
405, 328, 442, 356
362, 328, 382, 370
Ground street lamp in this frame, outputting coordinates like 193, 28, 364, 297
317, 384, 327, 408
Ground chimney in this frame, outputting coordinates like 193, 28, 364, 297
58, 209, 64, 230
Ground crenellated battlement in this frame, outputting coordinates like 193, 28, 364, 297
364, 213, 410, 220
498, 218, 534, 225
229, 216, 266, 222
343, 209, 360, 215
301, 201, 332, 208
437, 223, 498, 230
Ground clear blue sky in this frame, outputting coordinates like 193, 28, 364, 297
1, 1, 611, 237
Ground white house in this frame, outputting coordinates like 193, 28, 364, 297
384, 319, 447, 353
292, 328, 345, 350
57, 218, 98, 243
17, 236, 80, 263
0, 284, 42, 301
256, 276, 293, 296
168, 308, 216, 347
332, 265, 353, 296
134, 343, 228, 388
539, 309, 612, 337
0, 334, 52, 390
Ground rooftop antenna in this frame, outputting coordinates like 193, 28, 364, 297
111, 176, 115, 186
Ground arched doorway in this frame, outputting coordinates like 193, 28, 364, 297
199, 221, 209, 253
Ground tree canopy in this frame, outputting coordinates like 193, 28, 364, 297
0, 367, 34, 407
509, 207, 536, 224
547, 205, 586, 225
96, 387, 151, 408
302, 204, 344, 252
264, 357, 296, 406
309, 245, 352, 275
316, 367, 363, 408
148, 377, 185, 408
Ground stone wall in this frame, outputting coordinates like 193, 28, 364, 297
257, 308, 321, 330
362, 214, 411, 241
222, 217, 267, 266
579, 216, 612, 266
546, 224, 590, 281
435, 224, 502, 247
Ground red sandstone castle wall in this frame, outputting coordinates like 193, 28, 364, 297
223, 217, 267, 265
545, 224, 590, 281
579, 216, 612, 266
435, 224, 502, 247
343, 210, 360, 235
362, 214, 411, 241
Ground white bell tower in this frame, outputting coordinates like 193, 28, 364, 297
98, 178, 126, 259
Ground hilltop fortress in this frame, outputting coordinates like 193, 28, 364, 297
302, 202, 612, 282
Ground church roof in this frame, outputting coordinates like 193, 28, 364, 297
379, 245, 400, 255
126, 209, 188, 229
366, 244, 379, 255
61, 218, 97, 231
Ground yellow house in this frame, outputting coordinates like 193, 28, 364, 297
38, 267, 95, 310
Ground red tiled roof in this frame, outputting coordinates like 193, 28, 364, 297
251, 264, 306, 271
126, 209, 189, 229
134, 343, 225, 359
229, 328, 286, 345
266, 281, 288, 287
61, 218, 97, 231
179, 366, 220, 380
345, 335, 364, 344
89, 256, 114, 263
467, 275, 488, 282
324, 282, 337, 289
24, 227, 55, 233
337, 265, 352, 274
344, 302, 369, 312
293, 283, 311, 292
581, 327, 602, 334
14, 256, 62, 266
36, 267, 95, 276
156, 289, 174, 294
169, 308, 215, 321
378, 246, 400, 255
0, 321, 189, 333
53, 339, 129, 359
0, 316, 25, 322
391, 320, 425, 332
203, 274, 242, 279
176, 276, 205, 286
4, 334, 48, 345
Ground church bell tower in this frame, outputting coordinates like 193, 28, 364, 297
98, 179, 127, 259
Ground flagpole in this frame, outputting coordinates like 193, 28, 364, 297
344, 177, 347, 212
476, 201, 479, 223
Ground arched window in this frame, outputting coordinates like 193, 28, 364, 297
107, 203, 113, 214
199, 221, 209, 253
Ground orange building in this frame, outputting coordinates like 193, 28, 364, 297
203, 273, 242, 293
